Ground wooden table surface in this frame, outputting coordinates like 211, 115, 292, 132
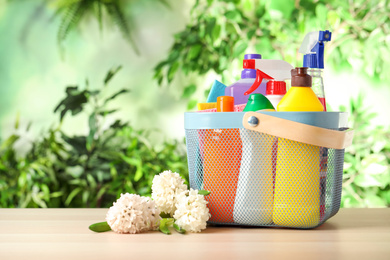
0, 208, 389, 260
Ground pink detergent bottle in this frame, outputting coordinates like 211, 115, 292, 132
224, 54, 265, 105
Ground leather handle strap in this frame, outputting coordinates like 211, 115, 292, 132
242, 112, 354, 149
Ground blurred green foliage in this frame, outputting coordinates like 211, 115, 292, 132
340, 95, 390, 207
0, 67, 188, 208
9, 0, 170, 53
154, 0, 390, 107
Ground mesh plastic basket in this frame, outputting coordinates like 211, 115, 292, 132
184, 111, 353, 229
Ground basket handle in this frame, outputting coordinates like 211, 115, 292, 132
242, 112, 354, 149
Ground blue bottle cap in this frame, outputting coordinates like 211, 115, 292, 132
244, 54, 262, 60
303, 53, 317, 68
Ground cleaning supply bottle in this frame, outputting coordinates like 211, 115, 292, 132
243, 68, 290, 106
273, 67, 323, 228
202, 96, 242, 223
243, 93, 275, 112
244, 70, 287, 206
299, 30, 332, 111
225, 55, 293, 105
244, 58, 293, 87
265, 80, 287, 109
299, 30, 332, 221
224, 54, 263, 105
277, 67, 323, 112
234, 94, 275, 225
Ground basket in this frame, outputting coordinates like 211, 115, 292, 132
184, 111, 354, 229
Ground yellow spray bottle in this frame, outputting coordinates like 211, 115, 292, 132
273, 67, 324, 227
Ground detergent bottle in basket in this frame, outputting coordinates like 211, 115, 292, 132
203, 96, 242, 223
234, 94, 275, 225
225, 55, 293, 105
225, 54, 263, 105
265, 80, 287, 109
273, 67, 323, 227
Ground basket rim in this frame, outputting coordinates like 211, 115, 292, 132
184, 111, 348, 130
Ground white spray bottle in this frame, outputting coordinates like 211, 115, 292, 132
299, 30, 332, 111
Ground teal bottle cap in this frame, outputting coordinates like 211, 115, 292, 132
243, 94, 275, 111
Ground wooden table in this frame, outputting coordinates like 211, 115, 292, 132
0, 208, 389, 260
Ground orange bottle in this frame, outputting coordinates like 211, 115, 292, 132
203, 96, 242, 223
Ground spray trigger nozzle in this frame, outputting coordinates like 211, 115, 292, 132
244, 69, 274, 95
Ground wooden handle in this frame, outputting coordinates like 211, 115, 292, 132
242, 112, 354, 149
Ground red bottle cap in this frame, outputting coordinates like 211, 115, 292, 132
243, 59, 255, 69
266, 81, 287, 95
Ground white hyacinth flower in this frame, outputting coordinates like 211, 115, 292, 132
173, 188, 210, 233
151, 170, 188, 216
106, 193, 161, 234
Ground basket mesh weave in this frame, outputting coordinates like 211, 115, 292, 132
185, 127, 345, 229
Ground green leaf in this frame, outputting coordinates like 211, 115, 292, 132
225, 22, 237, 35
65, 187, 82, 206
187, 99, 198, 110
380, 190, 390, 205
354, 173, 382, 188
160, 212, 171, 218
159, 218, 174, 235
212, 24, 221, 41
82, 190, 89, 205
225, 10, 241, 21
159, 224, 170, 235
167, 61, 180, 83
247, 29, 256, 39
50, 191, 64, 198
87, 112, 97, 151
1, 134, 20, 150
104, 66, 123, 85
187, 44, 202, 60
364, 194, 387, 207
182, 84, 197, 99
98, 109, 118, 116
26, 121, 32, 131
14, 112, 20, 129
119, 154, 143, 182
167, 49, 180, 62
57, 2, 89, 43
87, 174, 97, 189
315, 4, 328, 26
104, 89, 130, 104
134, 165, 143, 182
205, 17, 216, 37
157, 0, 171, 9
232, 41, 248, 58
173, 223, 186, 234
269, 0, 295, 19
105, 4, 140, 54
89, 221, 111, 232
198, 190, 211, 196
54, 87, 89, 121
